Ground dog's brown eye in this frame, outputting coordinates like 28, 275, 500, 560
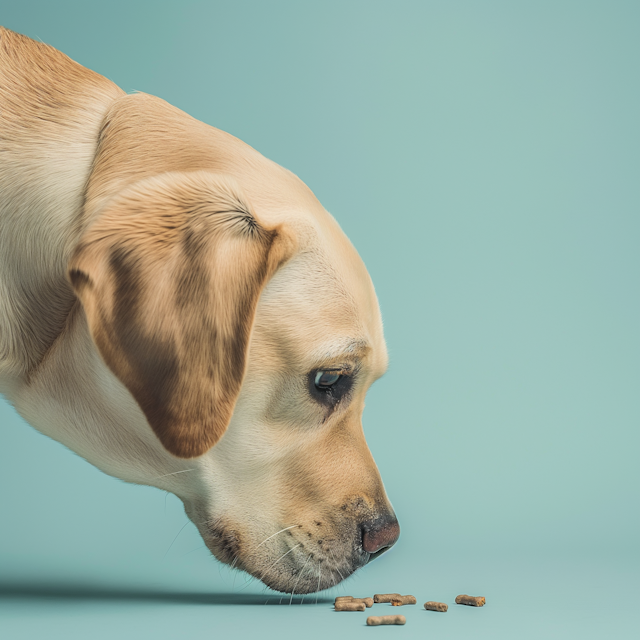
314, 371, 341, 389
308, 368, 354, 410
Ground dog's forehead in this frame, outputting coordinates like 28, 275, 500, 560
255, 210, 388, 375
139, 119, 389, 370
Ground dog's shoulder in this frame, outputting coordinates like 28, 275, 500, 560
0, 28, 124, 380
0, 27, 122, 134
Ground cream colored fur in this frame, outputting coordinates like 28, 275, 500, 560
0, 27, 396, 593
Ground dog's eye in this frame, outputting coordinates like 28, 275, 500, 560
314, 370, 341, 389
308, 368, 354, 411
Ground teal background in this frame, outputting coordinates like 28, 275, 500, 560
1, 1, 639, 638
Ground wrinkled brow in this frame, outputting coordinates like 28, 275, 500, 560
313, 338, 371, 363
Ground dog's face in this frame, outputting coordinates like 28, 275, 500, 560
68, 166, 397, 593
188, 243, 394, 593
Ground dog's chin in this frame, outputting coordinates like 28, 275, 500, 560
216, 546, 365, 594
198, 520, 369, 594
239, 554, 363, 595
257, 566, 343, 595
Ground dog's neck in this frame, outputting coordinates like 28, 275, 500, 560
0, 28, 123, 381
11, 300, 194, 490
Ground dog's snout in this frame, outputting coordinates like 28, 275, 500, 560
361, 514, 400, 555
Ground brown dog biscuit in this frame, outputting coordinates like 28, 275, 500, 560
373, 593, 401, 603
390, 595, 417, 606
335, 596, 354, 603
366, 615, 406, 626
354, 597, 374, 608
424, 601, 448, 612
455, 594, 486, 607
335, 601, 366, 611
334, 596, 373, 607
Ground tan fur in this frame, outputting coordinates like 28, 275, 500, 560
69, 172, 295, 457
0, 28, 123, 380
0, 27, 396, 594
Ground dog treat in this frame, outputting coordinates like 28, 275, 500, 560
373, 593, 401, 603
366, 615, 406, 626
390, 595, 417, 606
354, 597, 374, 608
334, 596, 373, 607
335, 596, 354, 603
335, 601, 366, 612
424, 601, 448, 612
455, 594, 486, 607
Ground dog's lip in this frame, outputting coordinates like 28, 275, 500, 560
366, 546, 390, 563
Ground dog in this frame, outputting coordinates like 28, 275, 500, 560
0, 27, 399, 594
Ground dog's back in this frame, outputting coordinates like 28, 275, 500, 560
0, 28, 123, 383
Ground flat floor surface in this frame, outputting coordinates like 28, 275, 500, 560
1, 553, 638, 639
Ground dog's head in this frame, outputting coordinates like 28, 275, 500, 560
68, 168, 398, 593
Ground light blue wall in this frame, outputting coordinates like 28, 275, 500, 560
1, 2, 638, 638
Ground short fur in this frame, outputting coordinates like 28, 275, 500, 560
69, 172, 295, 457
0, 28, 397, 594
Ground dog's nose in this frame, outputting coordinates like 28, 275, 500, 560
361, 514, 400, 555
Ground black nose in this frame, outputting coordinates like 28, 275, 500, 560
361, 514, 400, 555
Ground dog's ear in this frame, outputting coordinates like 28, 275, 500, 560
68, 172, 295, 458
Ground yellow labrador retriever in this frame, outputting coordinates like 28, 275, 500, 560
0, 27, 399, 594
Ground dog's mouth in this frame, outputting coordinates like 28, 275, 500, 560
199, 518, 370, 594
367, 546, 390, 562
240, 542, 367, 595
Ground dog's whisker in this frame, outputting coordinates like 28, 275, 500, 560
289, 554, 312, 605
237, 576, 257, 592
261, 543, 302, 579
237, 570, 258, 591
180, 544, 206, 557
238, 542, 302, 591
315, 562, 322, 604
232, 560, 239, 590
300, 560, 317, 605
163, 520, 191, 558
152, 469, 196, 480
255, 525, 300, 549
329, 547, 344, 581
229, 523, 300, 587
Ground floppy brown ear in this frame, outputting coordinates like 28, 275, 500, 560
68, 171, 295, 458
